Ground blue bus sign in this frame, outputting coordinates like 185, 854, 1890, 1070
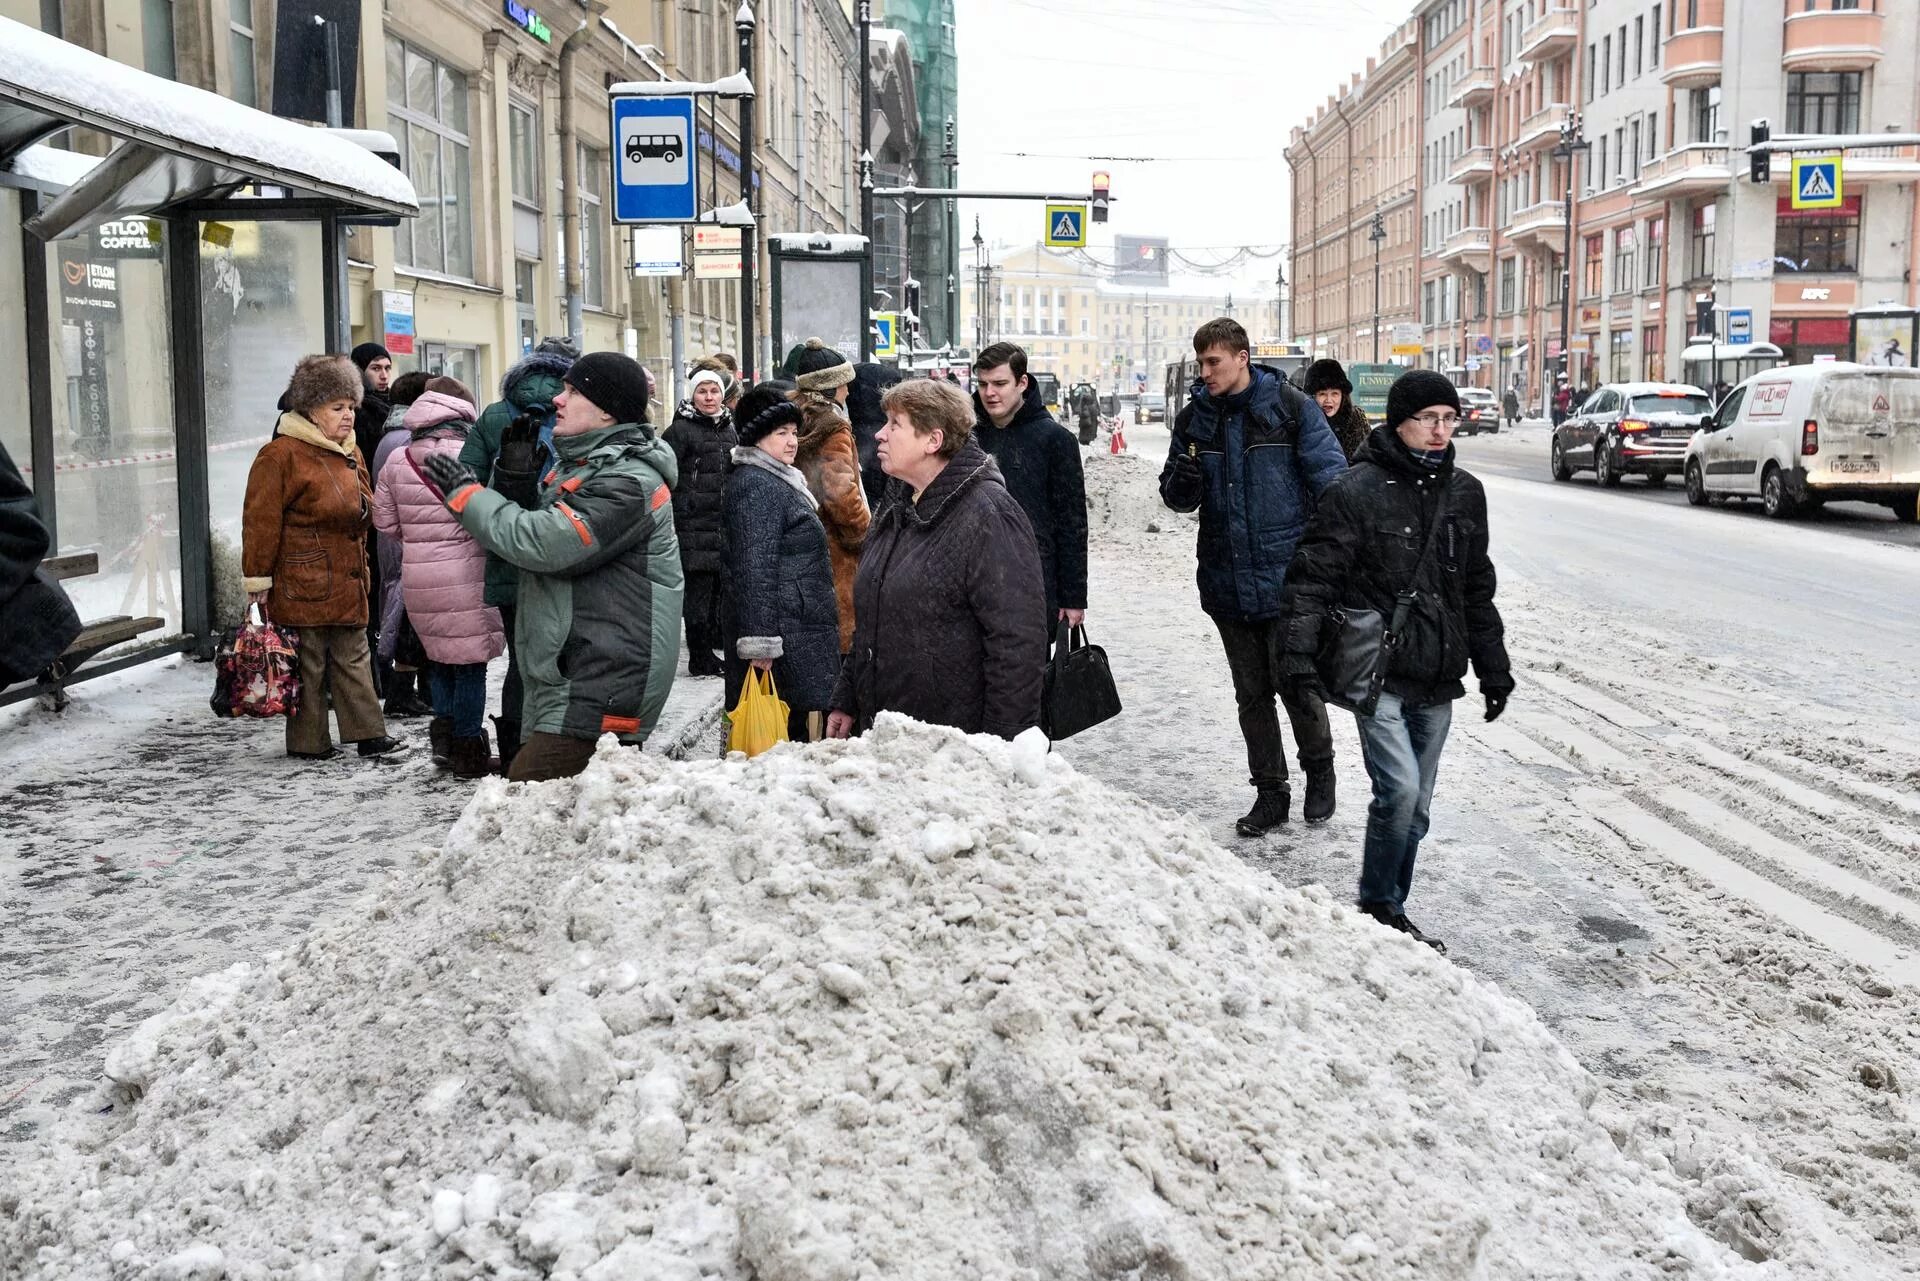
609, 95, 697, 224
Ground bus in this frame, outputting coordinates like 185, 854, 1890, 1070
1030, 371, 1062, 418
1164, 342, 1310, 422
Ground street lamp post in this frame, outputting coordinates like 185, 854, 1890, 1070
1368, 210, 1386, 364
1551, 111, 1590, 392
972, 218, 986, 349
857, 1, 873, 360
736, 2, 757, 378
1275, 261, 1286, 342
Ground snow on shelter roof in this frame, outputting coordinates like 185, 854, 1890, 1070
0, 16, 417, 218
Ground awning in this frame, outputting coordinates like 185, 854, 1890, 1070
0, 15, 416, 236
1680, 342, 1785, 363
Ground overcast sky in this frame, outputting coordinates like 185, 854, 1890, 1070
951, 0, 1412, 300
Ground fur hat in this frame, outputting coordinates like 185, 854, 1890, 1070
1385, 369, 1461, 429
733, 379, 797, 435
349, 342, 390, 371
1303, 358, 1352, 397
285, 355, 364, 415
739, 400, 803, 447
791, 338, 854, 393
565, 351, 653, 427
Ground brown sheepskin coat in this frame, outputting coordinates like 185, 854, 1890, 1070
795, 397, 870, 652
242, 414, 375, 627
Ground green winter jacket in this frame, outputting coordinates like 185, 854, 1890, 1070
449, 423, 683, 745
460, 353, 572, 607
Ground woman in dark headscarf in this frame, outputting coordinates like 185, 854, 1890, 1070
1302, 358, 1373, 462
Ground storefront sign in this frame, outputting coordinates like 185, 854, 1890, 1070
59, 255, 119, 313
631, 225, 682, 276
95, 218, 162, 259
503, 0, 551, 42
692, 225, 742, 280
1389, 322, 1422, 357
375, 289, 416, 356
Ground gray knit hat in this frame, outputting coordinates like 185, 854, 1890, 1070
792, 338, 854, 393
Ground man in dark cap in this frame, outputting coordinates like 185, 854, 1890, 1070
349, 342, 396, 694
1280, 369, 1514, 955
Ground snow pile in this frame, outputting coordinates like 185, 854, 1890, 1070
2, 718, 1766, 1279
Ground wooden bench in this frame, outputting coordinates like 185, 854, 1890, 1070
20, 552, 166, 709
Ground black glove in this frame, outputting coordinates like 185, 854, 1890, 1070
1163, 451, 1203, 510
492, 409, 548, 509
420, 453, 478, 502
1484, 690, 1510, 722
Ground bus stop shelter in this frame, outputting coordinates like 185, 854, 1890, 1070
1, 18, 416, 699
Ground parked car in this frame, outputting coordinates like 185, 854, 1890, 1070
1135, 391, 1167, 424
1457, 387, 1500, 436
1551, 382, 1713, 487
1683, 363, 1920, 521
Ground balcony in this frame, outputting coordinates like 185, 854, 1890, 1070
1448, 145, 1494, 186
1781, 7, 1884, 72
1514, 103, 1571, 153
1437, 226, 1491, 274
1660, 27, 1723, 90
1447, 66, 1495, 111
1517, 4, 1578, 64
1630, 144, 1732, 200
1506, 199, 1567, 251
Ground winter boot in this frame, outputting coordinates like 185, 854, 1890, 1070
448, 734, 492, 779
1393, 913, 1447, 954
1303, 765, 1337, 825
1235, 785, 1291, 837
384, 682, 434, 718
356, 735, 407, 759
427, 716, 454, 768
492, 716, 522, 776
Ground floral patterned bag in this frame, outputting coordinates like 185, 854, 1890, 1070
210, 604, 303, 718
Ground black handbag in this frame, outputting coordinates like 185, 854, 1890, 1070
1318, 487, 1451, 716
1041, 620, 1122, 741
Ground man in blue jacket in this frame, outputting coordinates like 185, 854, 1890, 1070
1159, 318, 1348, 836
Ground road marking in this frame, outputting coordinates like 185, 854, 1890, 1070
1510, 711, 1638, 774
1463, 720, 1572, 769
1573, 788, 1920, 989
1753, 748, 1920, 827
1528, 670, 1662, 730
1654, 788, 1920, 936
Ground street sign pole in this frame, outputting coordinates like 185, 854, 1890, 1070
737, 4, 757, 379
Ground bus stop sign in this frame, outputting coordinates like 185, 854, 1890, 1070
609, 95, 697, 223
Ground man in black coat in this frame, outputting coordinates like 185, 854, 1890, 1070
350, 342, 395, 693
0, 440, 82, 689
1280, 370, 1515, 955
666, 367, 737, 676
971, 342, 1089, 631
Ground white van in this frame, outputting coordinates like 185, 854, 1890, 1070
1682, 363, 1920, 521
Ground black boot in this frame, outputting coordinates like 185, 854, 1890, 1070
1393, 913, 1447, 954
493, 716, 522, 776
356, 735, 407, 758
448, 734, 492, 779
1303, 765, 1336, 825
428, 716, 453, 767
385, 683, 434, 718
1235, 785, 1290, 837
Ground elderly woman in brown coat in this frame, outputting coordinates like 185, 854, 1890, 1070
786, 339, 870, 654
242, 355, 402, 760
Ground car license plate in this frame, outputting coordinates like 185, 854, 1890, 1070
1831, 457, 1881, 475
1657, 428, 1689, 438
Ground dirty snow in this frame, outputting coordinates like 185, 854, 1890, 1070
2, 717, 1771, 1279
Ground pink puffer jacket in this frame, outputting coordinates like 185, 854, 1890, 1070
371, 391, 506, 666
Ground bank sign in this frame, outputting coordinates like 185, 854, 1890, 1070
503, 0, 551, 43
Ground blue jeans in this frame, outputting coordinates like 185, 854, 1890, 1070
1354, 692, 1453, 914
429, 662, 489, 740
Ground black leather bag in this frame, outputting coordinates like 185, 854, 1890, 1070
1317, 488, 1451, 716
1041, 620, 1122, 741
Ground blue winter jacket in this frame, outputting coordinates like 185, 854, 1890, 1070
1158, 365, 1348, 621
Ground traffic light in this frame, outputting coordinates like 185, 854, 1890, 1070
1749, 119, 1771, 184
1695, 294, 1714, 341
904, 278, 921, 318
1092, 171, 1111, 224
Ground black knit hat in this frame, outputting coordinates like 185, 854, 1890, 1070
791, 338, 854, 393
1385, 369, 1461, 428
1303, 358, 1352, 397
349, 341, 390, 370
739, 400, 802, 447
565, 352, 653, 426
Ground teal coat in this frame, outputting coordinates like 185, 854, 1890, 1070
459, 352, 572, 607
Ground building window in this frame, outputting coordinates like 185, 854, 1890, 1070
1498, 257, 1517, 313
1774, 194, 1860, 274
1651, 6, 1662, 65
1582, 234, 1605, 297
1768, 315, 1850, 364
1689, 202, 1715, 279
387, 38, 474, 279
1611, 328, 1633, 381
580, 145, 606, 310
1612, 227, 1637, 294
1691, 84, 1721, 143
228, 0, 257, 107
1645, 216, 1664, 288
1634, 16, 1644, 77
1600, 36, 1610, 95
1786, 72, 1861, 135
510, 103, 541, 206
1629, 118, 1642, 178
143, 0, 176, 78
1642, 325, 1664, 381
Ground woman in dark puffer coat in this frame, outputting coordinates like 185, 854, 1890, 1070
1302, 358, 1374, 463
666, 367, 736, 676
721, 396, 841, 743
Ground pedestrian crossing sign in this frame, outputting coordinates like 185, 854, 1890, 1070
1791, 154, 1842, 210
872, 312, 898, 358
1044, 203, 1088, 247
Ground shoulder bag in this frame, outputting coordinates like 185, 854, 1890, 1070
1316, 484, 1451, 717
1041, 620, 1122, 741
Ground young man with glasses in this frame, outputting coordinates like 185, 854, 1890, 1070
1278, 370, 1515, 954
1159, 318, 1349, 836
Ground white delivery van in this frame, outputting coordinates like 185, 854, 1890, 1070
1682, 363, 1920, 521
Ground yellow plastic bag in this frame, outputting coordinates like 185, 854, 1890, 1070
726, 668, 790, 758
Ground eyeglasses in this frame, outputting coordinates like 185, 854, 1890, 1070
1411, 412, 1461, 429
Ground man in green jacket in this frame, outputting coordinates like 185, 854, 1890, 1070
424, 352, 682, 782
459, 337, 576, 772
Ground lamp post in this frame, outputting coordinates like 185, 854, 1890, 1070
972, 218, 986, 348
1551, 111, 1589, 390
1275, 261, 1286, 342
857, 1, 873, 360
736, 2, 757, 378
1368, 209, 1386, 364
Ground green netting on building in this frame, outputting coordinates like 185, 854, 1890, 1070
883, 0, 958, 348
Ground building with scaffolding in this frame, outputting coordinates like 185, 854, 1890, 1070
881, 0, 959, 349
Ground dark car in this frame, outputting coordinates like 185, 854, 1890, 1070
1457, 387, 1500, 436
1551, 382, 1714, 487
